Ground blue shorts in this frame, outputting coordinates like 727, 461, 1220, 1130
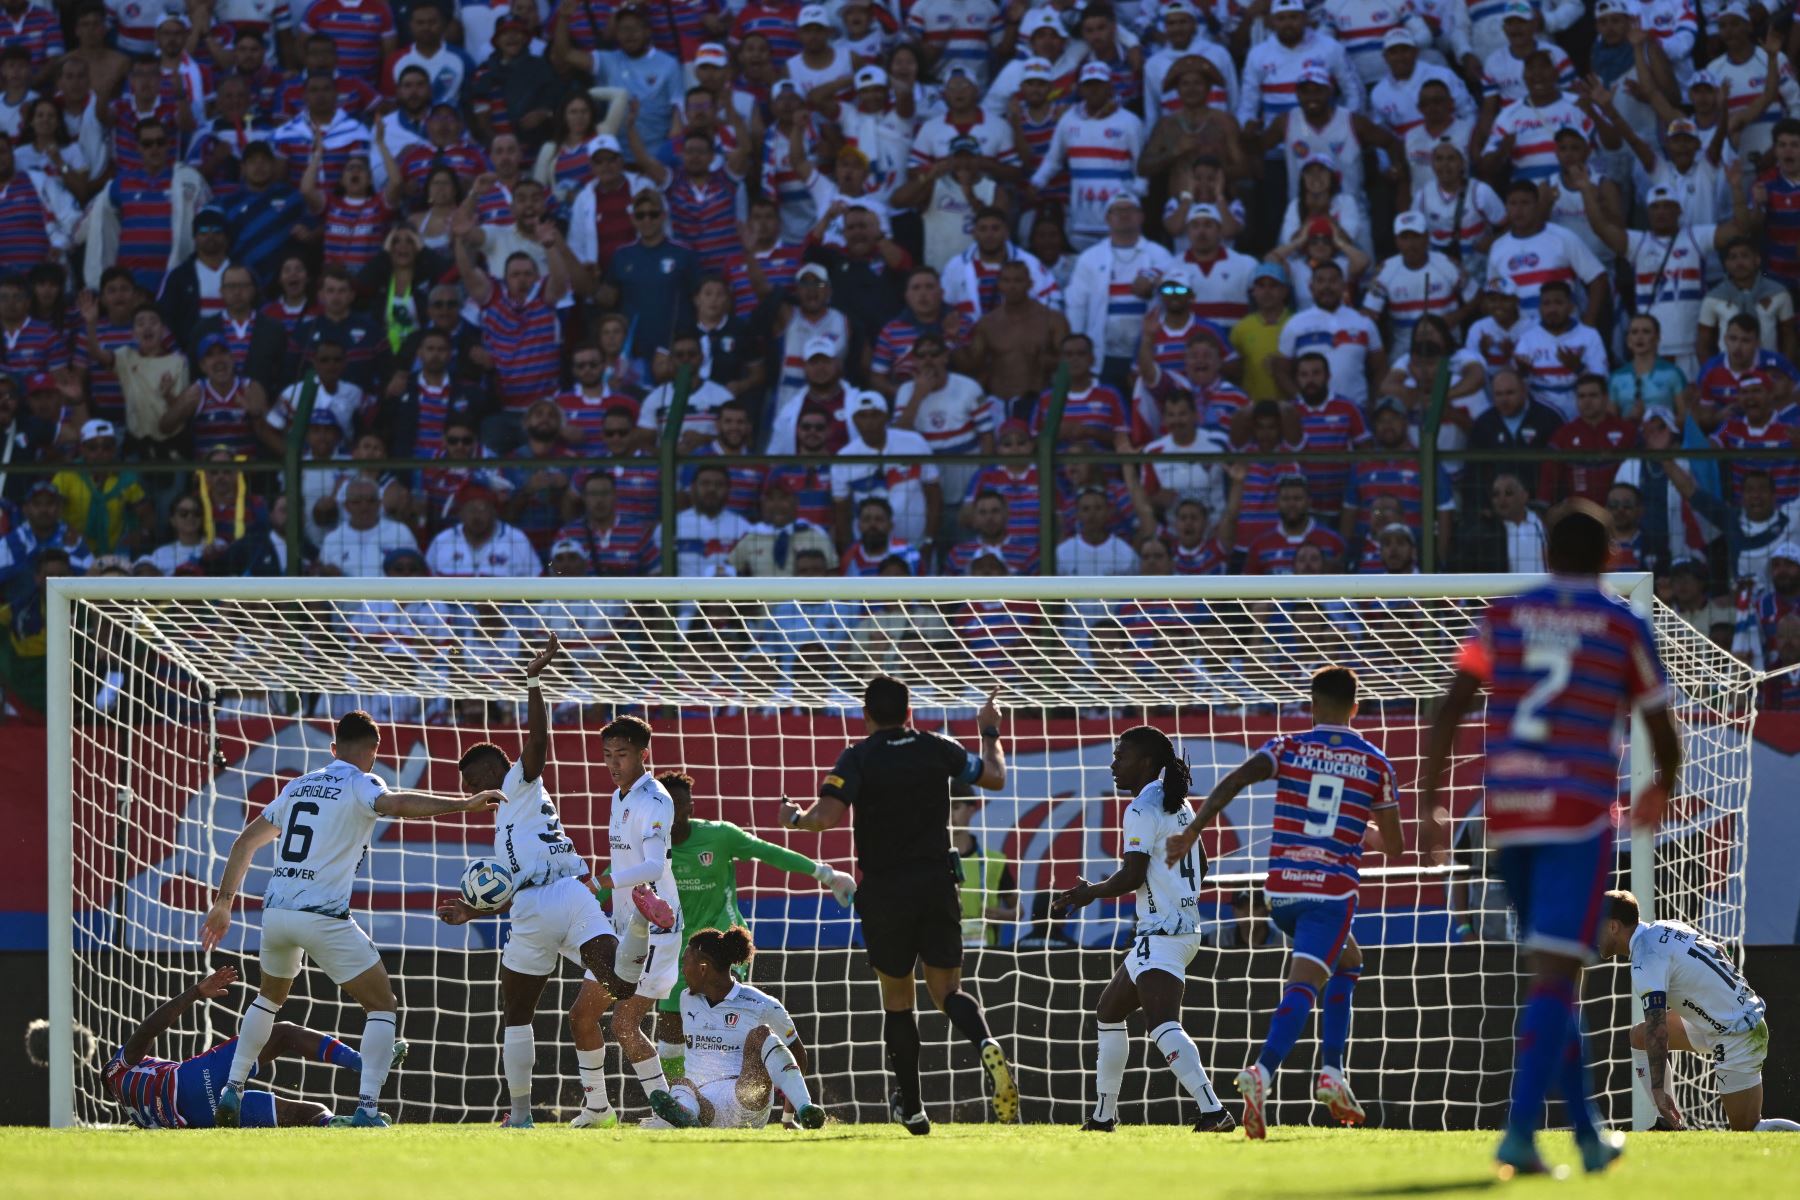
1493, 831, 1613, 963
1268, 895, 1357, 971
175, 1041, 276, 1128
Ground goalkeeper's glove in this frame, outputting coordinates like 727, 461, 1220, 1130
813, 862, 856, 908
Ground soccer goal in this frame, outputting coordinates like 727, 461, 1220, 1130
45, 574, 1758, 1130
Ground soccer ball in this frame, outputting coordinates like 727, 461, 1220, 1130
460, 859, 516, 910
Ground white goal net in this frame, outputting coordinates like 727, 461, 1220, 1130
47, 575, 1758, 1130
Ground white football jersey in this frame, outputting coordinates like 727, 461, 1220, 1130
680, 981, 799, 1087
1122, 779, 1201, 936
609, 772, 679, 909
1629, 919, 1766, 1036
495, 760, 585, 889
260, 759, 387, 917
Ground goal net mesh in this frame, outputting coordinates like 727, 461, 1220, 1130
54, 579, 1758, 1129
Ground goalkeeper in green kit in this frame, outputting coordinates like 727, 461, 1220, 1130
565, 770, 856, 1126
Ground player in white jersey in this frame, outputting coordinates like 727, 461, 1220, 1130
659, 926, 827, 1129
598, 713, 691, 1126
1596, 890, 1795, 1132
434, 635, 636, 1128
1053, 725, 1234, 1133
200, 709, 503, 1128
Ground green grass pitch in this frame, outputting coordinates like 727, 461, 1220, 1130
3, 1125, 1796, 1199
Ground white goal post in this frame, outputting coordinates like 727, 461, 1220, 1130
45, 573, 1759, 1130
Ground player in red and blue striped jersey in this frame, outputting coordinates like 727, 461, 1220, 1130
1167, 665, 1405, 1140
1421, 501, 1683, 1178
104, 964, 392, 1128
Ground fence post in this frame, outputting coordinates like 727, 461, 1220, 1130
1418, 356, 1452, 574
1037, 363, 1070, 576
282, 370, 319, 576
659, 363, 694, 578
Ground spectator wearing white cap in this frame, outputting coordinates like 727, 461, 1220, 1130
1063, 192, 1177, 389
906, 0, 1005, 90
1168, 203, 1258, 330
1579, 167, 1757, 379
1142, 2, 1239, 119
764, 78, 834, 243
1027, 60, 1145, 249
985, 9, 1083, 117
1408, 135, 1503, 275
565, 136, 656, 274
833, 0, 893, 64
1368, 25, 1475, 139
1705, 2, 1798, 159
1319, 0, 1431, 86
890, 132, 998, 269
821, 65, 913, 197
1467, 0, 1582, 71
1237, 0, 1364, 146
1608, 112, 1730, 239
772, 266, 852, 409
829, 390, 942, 549
909, 62, 1022, 182
787, 6, 856, 101
1479, 7, 1575, 106
1362, 211, 1476, 357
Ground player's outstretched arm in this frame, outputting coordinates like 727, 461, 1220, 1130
1052, 852, 1150, 914
1419, 670, 1483, 865
520, 633, 560, 784
1166, 754, 1275, 867
972, 690, 1006, 790
732, 826, 857, 907
375, 788, 504, 819
779, 794, 848, 833
201, 815, 281, 950
121, 966, 238, 1066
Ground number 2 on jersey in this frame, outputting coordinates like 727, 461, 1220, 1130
1513, 641, 1574, 743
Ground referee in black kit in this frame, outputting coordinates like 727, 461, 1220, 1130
780, 675, 1013, 1133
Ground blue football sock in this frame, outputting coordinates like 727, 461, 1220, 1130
1559, 1015, 1599, 1139
1257, 982, 1319, 1074
1507, 978, 1576, 1140
316, 1033, 363, 1072
1320, 966, 1362, 1072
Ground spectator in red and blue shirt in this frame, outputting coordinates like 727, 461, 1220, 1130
0, 275, 70, 386
0, 0, 63, 71
455, 212, 573, 417
301, 0, 397, 85
1243, 475, 1347, 574
1031, 332, 1131, 452
1342, 396, 1456, 564
555, 471, 659, 576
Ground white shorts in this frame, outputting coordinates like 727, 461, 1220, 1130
1704, 1019, 1770, 1095
616, 913, 683, 1000
260, 908, 382, 985
501, 875, 615, 977
1123, 931, 1203, 984
670, 1077, 772, 1129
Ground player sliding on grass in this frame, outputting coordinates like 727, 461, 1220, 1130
104, 965, 405, 1128
201, 709, 502, 1129
1165, 666, 1405, 1140
655, 926, 827, 1130
567, 769, 855, 1123
1053, 725, 1235, 1134
435, 634, 638, 1129
1597, 889, 1795, 1133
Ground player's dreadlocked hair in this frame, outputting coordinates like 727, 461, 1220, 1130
689, 926, 755, 970
1119, 725, 1191, 813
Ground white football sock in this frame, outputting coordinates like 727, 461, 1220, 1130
760, 1036, 813, 1110
228, 996, 280, 1087
1093, 1020, 1127, 1122
503, 1025, 535, 1121
1151, 1020, 1221, 1112
1631, 1049, 1651, 1103
358, 1012, 397, 1113
630, 1052, 670, 1099
576, 1048, 611, 1113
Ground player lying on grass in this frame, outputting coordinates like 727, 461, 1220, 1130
567, 769, 855, 1124
1166, 666, 1404, 1139
1597, 889, 1797, 1132
105, 965, 404, 1128
655, 926, 825, 1130
202, 709, 503, 1129
435, 635, 639, 1129
1053, 725, 1234, 1134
